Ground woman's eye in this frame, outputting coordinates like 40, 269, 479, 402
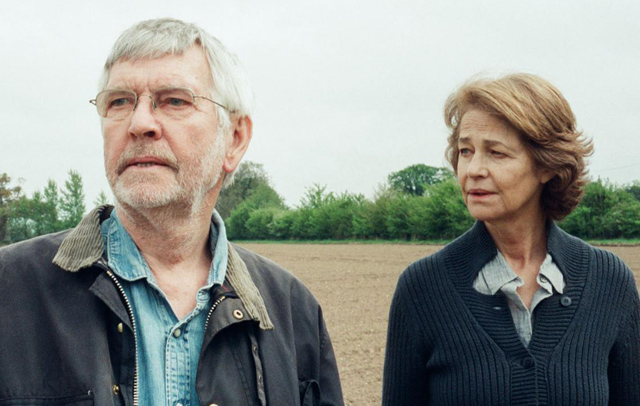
491, 150, 505, 157
459, 148, 472, 156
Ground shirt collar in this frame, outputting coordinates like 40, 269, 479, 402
478, 251, 519, 295
52, 205, 273, 330
538, 253, 565, 294
100, 209, 228, 287
478, 251, 565, 295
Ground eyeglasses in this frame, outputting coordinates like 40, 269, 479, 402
90, 87, 234, 120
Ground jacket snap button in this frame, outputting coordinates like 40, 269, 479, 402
560, 296, 572, 307
173, 328, 182, 338
521, 357, 534, 369
117, 323, 123, 333
112, 384, 120, 395
233, 309, 244, 320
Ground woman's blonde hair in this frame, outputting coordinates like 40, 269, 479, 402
444, 73, 593, 220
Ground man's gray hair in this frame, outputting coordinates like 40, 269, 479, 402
100, 18, 253, 188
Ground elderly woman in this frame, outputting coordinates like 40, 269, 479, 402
382, 73, 640, 405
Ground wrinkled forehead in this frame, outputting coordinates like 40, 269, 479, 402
103, 46, 214, 93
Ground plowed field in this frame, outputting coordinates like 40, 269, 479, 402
237, 243, 640, 406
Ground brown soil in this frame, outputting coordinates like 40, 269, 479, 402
237, 243, 640, 406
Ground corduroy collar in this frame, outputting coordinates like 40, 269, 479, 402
53, 205, 273, 330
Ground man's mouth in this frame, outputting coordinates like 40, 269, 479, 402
130, 162, 165, 167
117, 155, 177, 175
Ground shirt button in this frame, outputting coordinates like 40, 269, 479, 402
252, 345, 258, 355
539, 275, 549, 283
521, 356, 535, 369
117, 323, 123, 333
233, 309, 244, 320
561, 296, 572, 307
173, 329, 182, 338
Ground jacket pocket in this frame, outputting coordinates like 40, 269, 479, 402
0, 392, 94, 405
299, 380, 320, 406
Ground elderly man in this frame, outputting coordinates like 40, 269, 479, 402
0, 18, 343, 406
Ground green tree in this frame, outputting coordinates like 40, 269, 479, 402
626, 181, 640, 202
388, 164, 454, 196
561, 179, 640, 239
226, 183, 286, 239
42, 180, 61, 233
0, 173, 21, 243
216, 161, 272, 219
94, 190, 111, 206
420, 179, 474, 239
59, 170, 86, 229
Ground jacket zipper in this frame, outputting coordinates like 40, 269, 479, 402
203, 295, 227, 334
97, 260, 139, 406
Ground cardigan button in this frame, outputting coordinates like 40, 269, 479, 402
233, 309, 244, 320
117, 323, 123, 333
521, 357, 535, 369
560, 296, 572, 307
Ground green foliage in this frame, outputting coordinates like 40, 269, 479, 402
0, 173, 21, 243
560, 179, 640, 239
420, 179, 474, 239
226, 183, 286, 240
388, 164, 454, 196
626, 181, 640, 202
59, 170, 86, 229
94, 190, 110, 206
3, 165, 639, 244
216, 161, 273, 219
2, 171, 89, 244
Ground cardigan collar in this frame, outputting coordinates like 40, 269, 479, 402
52, 205, 273, 330
444, 220, 588, 290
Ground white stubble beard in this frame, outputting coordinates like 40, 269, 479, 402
107, 133, 227, 215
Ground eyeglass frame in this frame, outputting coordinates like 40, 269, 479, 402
89, 86, 235, 119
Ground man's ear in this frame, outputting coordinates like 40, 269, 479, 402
222, 115, 253, 174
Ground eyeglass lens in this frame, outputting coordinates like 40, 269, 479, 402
95, 88, 200, 120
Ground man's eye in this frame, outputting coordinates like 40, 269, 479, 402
459, 148, 471, 156
491, 150, 505, 157
167, 98, 188, 106
156, 90, 193, 108
109, 98, 133, 108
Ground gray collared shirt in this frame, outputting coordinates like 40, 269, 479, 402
473, 251, 565, 347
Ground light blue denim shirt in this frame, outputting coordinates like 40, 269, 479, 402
101, 209, 229, 406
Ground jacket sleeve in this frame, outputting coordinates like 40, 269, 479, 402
315, 306, 344, 406
608, 269, 640, 405
382, 275, 429, 406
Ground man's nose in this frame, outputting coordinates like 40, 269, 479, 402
128, 95, 161, 139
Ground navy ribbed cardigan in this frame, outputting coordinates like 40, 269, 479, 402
383, 221, 640, 405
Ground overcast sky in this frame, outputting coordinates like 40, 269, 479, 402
1, 1, 639, 208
